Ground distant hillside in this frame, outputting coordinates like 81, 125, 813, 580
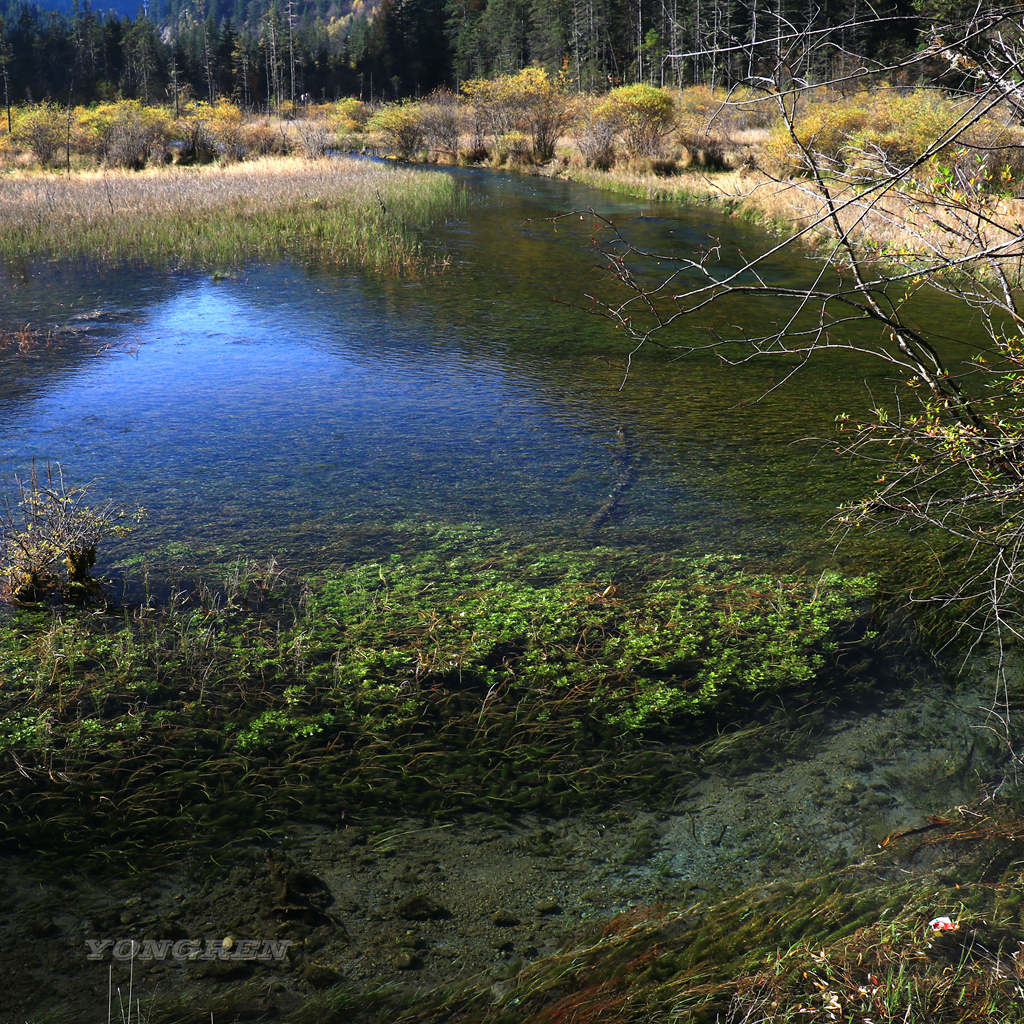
0, 0, 381, 34
161, 0, 380, 32
1, 0, 165, 19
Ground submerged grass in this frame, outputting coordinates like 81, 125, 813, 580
393, 803, 1024, 1023
0, 323, 57, 354
0, 526, 878, 862
0, 156, 463, 271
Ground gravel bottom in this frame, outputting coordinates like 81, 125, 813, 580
0, 677, 1003, 1024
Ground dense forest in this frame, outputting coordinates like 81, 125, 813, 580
0, 0, 922, 110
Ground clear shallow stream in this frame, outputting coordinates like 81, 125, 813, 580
0, 161, 1009, 1024
0, 167, 920, 582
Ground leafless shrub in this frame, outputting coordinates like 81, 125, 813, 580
419, 89, 459, 160
214, 123, 248, 163
176, 116, 218, 164
294, 118, 331, 158
574, 97, 618, 170
240, 119, 292, 157
104, 113, 162, 170
0, 464, 143, 603
459, 97, 489, 161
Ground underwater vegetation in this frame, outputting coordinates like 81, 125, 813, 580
389, 801, 1024, 1024
0, 525, 877, 861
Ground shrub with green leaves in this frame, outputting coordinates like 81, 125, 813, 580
493, 130, 531, 165
333, 96, 369, 133
462, 68, 574, 162
367, 101, 426, 160
10, 102, 65, 167
598, 83, 675, 158
764, 87, 1022, 183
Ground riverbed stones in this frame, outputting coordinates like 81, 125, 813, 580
394, 950, 421, 970
395, 930, 423, 949
301, 961, 341, 987
396, 893, 450, 921
194, 958, 252, 981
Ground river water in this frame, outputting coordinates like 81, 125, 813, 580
0, 164, 1004, 1018
0, 167, 905, 580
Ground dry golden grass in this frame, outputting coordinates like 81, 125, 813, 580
0, 155, 461, 270
559, 159, 1024, 275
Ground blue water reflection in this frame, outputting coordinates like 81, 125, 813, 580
0, 168, 890, 578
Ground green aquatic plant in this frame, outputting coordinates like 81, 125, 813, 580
297, 551, 875, 738
0, 529, 879, 859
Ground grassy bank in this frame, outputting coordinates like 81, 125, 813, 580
362, 77, 1024, 268
0, 156, 462, 271
553, 160, 1024, 274
5, 85, 1022, 271
0, 526, 878, 862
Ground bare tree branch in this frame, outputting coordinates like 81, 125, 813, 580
566, 6, 1024, 750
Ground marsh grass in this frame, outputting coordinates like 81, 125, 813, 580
0, 156, 462, 271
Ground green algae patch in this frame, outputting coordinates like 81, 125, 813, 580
0, 533, 877, 860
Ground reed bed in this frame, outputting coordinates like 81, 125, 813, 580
0, 156, 462, 271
